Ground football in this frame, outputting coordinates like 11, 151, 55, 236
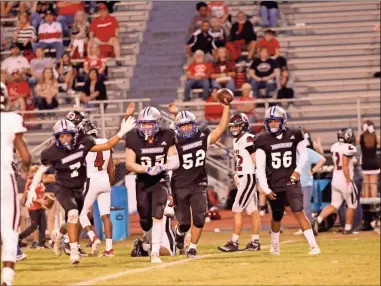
216, 88, 234, 105
43, 193, 56, 210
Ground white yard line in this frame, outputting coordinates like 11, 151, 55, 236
70, 240, 297, 286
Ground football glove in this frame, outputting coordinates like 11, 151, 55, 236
117, 116, 136, 138
146, 165, 166, 176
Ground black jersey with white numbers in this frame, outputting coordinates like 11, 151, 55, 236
254, 127, 304, 191
40, 134, 96, 189
171, 126, 211, 190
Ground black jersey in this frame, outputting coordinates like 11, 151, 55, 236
125, 127, 176, 187
254, 127, 304, 191
171, 126, 211, 189
40, 134, 96, 189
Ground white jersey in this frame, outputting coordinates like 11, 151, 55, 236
1, 112, 27, 174
85, 138, 111, 178
331, 142, 357, 189
233, 132, 255, 175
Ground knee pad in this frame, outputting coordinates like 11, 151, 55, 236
67, 209, 79, 224
193, 212, 206, 229
272, 209, 284, 222
79, 213, 91, 228
1, 230, 18, 263
178, 223, 191, 233
140, 218, 153, 232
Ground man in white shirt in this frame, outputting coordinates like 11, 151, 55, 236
1, 43, 30, 80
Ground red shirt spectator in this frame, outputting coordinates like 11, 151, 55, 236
7, 78, 30, 101
205, 89, 223, 122
57, 1, 84, 15
256, 30, 280, 57
90, 6, 119, 43
85, 56, 104, 71
187, 62, 212, 78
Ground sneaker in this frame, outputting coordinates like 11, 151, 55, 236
70, 249, 80, 265
99, 249, 114, 257
91, 236, 101, 256
270, 243, 280, 255
31, 241, 39, 249
175, 231, 185, 250
150, 252, 162, 263
308, 245, 321, 256
217, 240, 239, 252
52, 230, 63, 256
16, 246, 27, 262
187, 248, 197, 259
244, 240, 261, 251
78, 248, 89, 257
311, 217, 319, 236
293, 229, 303, 235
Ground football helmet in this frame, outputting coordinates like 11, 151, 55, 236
66, 110, 86, 126
78, 120, 98, 137
175, 111, 198, 139
337, 128, 355, 144
228, 113, 249, 138
53, 119, 78, 150
137, 107, 162, 139
264, 106, 287, 135
0, 82, 9, 112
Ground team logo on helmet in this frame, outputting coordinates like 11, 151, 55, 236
337, 128, 355, 144
175, 111, 198, 139
66, 110, 86, 126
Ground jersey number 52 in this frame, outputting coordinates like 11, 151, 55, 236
183, 150, 206, 169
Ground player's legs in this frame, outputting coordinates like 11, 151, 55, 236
98, 191, 113, 256
268, 191, 286, 255
173, 188, 192, 250
342, 181, 358, 233
317, 187, 343, 224
160, 216, 176, 256
1, 174, 20, 286
362, 174, 370, 198
246, 191, 261, 250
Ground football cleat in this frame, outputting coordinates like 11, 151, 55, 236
150, 253, 162, 263
78, 248, 89, 257
70, 249, 80, 265
52, 230, 63, 256
131, 239, 149, 257
99, 249, 114, 257
217, 240, 239, 252
175, 231, 185, 250
63, 242, 71, 256
270, 243, 280, 255
244, 240, 261, 251
16, 246, 27, 262
91, 236, 101, 256
187, 248, 197, 259
31, 242, 39, 249
308, 246, 321, 256
37, 243, 49, 249
311, 217, 319, 236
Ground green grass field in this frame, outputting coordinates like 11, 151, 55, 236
12, 230, 380, 285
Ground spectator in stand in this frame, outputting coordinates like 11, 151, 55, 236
1, 43, 30, 80
211, 47, 235, 92
186, 20, 214, 63
30, 1, 53, 30
303, 128, 324, 155
259, 1, 279, 28
359, 120, 380, 198
209, 17, 227, 53
208, 1, 231, 37
277, 66, 295, 100
56, 1, 85, 36
188, 2, 211, 36
230, 11, 257, 60
34, 8, 65, 60
36, 67, 59, 110
89, 3, 121, 62
205, 88, 224, 124
257, 29, 287, 69
84, 43, 106, 80
249, 47, 278, 98
80, 68, 108, 108
58, 53, 76, 98
29, 47, 54, 90
70, 10, 89, 58
13, 13, 37, 54
236, 83, 256, 124
184, 50, 211, 102
1, 29, 8, 51
6, 69, 30, 112
1, 1, 18, 18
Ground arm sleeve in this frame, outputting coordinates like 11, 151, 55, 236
344, 144, 357, 157
13, 113, 27, 134
256, 148, 272, 195
295, 140, 309, 174
29, 164, 50, 193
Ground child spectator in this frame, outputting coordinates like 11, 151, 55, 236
36, 67, 59, 110
84, 43, 106, 79
259, 1, 279, 28
184, 50, 211, 101
80, 68, 107, 108
13, 13, 37, 55
188, 2, 211, 35
6, 69, 30, 113
58, 53, 76, 98
211, 47, 236, 92
230, 11, 257, 60
70, 10, 89, 58
257, 30, 287, 69
205, 88, 224, 123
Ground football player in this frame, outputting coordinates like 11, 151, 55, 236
26, 105, 136, 265
255, 106, 320, 256
1, 82, 31, 286
168, 100, 230, 258
312, 128, 358, 235
78, 120, 115, 257
218, 113, 261, 252
66, 110, 87, 127
124, 106, 179, 263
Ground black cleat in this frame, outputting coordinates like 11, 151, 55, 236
37, 243, 49, 249
244, 240, 261, 251
78, 248, 89, 257
187, 248, 197, 258
175, 232, 185, 250
131, 239, 149, 257
311, 217, 319, 236
343, 229, 354, 235
63, 242, 71, 256
217, 240, 239, 252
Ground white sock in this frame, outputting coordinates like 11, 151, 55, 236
344, 224, 352, 231
87, 230, 96, 241
189, 243, 197, 250
1, 267, 15, 286
251, 234, 260, 241
69, 242, 78, 250
63, 234, 69, 244
105, 239, 112, 251
317, 216, 323, 224
151, 220, 163, 255
303, 229, 318, 247
142, 242, 150, 252
271, 231, 280, 245
231, 233, 239, 243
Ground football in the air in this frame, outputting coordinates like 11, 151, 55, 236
216, 88, 234, 104
43, 193, 56, 209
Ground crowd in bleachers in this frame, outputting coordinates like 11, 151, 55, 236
0, 1, 122, 119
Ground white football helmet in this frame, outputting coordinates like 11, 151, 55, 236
264, 106, 287, 135
53, 119, 78, 150
137, 107, 162, 139
175, 111, 198, 139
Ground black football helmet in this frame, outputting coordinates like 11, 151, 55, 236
78, 120, 98, 137
228, 113, 249, 138
1, 82, 9, 112
337, 128, 355, 144
66, 110, 86, 126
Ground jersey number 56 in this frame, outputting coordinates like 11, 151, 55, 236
271, 151, 292, 169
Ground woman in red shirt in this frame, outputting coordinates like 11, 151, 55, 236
84, 43, 106, 80
211, 47, 236, 92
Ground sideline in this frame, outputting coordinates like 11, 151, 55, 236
70, 240, 297, 286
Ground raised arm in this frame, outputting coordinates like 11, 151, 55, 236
208, 103, 230, 145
